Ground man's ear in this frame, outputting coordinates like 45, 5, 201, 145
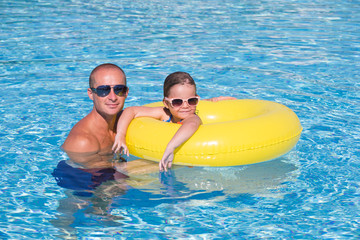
88, 88, 94, 100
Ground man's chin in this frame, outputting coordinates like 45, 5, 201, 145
106, 105, 123, 113
107, 108, 122, 116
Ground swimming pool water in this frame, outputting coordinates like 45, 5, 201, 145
1, 0, 359, 239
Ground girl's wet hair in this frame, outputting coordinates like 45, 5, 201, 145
163, 72, 196, 97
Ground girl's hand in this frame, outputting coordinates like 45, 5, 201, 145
112, 135, 129, 156
159, 147, 174, 172
159, 114, 201, 171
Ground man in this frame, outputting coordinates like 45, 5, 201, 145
62, 63, 128, 168
57, 64, 158, 185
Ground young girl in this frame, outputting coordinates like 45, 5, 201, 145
112, 72, 235, 171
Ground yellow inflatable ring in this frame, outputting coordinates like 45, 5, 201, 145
126, 99, 302, 167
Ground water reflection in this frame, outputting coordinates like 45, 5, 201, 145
50, 157, 298, 238
174, 158, 299, 196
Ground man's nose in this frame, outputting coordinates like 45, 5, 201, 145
108, 87, 117, 100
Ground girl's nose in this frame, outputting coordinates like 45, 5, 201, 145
182, 100, 190, 107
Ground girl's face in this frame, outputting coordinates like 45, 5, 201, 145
164, 83, 198, 123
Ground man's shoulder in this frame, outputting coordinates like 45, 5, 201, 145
62, 117, 100, 153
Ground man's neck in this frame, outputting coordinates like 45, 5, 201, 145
90, 108, 117, 133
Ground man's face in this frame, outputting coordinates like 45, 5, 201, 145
88, 68, 128, 118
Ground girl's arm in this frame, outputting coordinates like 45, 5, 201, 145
159, 114, 202, 171
205, 96, 237, 102
112, 106, 165, 155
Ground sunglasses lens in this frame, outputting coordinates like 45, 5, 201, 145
93, 85, 127, 97
113, 85, 127, 96
171, 99, 183, 107
96, 86, 111, 97
188, 97, 199, 106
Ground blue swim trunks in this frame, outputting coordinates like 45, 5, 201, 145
52, 160, 128, 196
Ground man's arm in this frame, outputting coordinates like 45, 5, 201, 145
62, 131, 100, 153
61, 125, 108, 168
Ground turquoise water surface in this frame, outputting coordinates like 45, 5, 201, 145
1, 0, 359, 239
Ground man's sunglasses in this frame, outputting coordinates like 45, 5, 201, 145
164, 96, 200, 108
90, 85, 128, 97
